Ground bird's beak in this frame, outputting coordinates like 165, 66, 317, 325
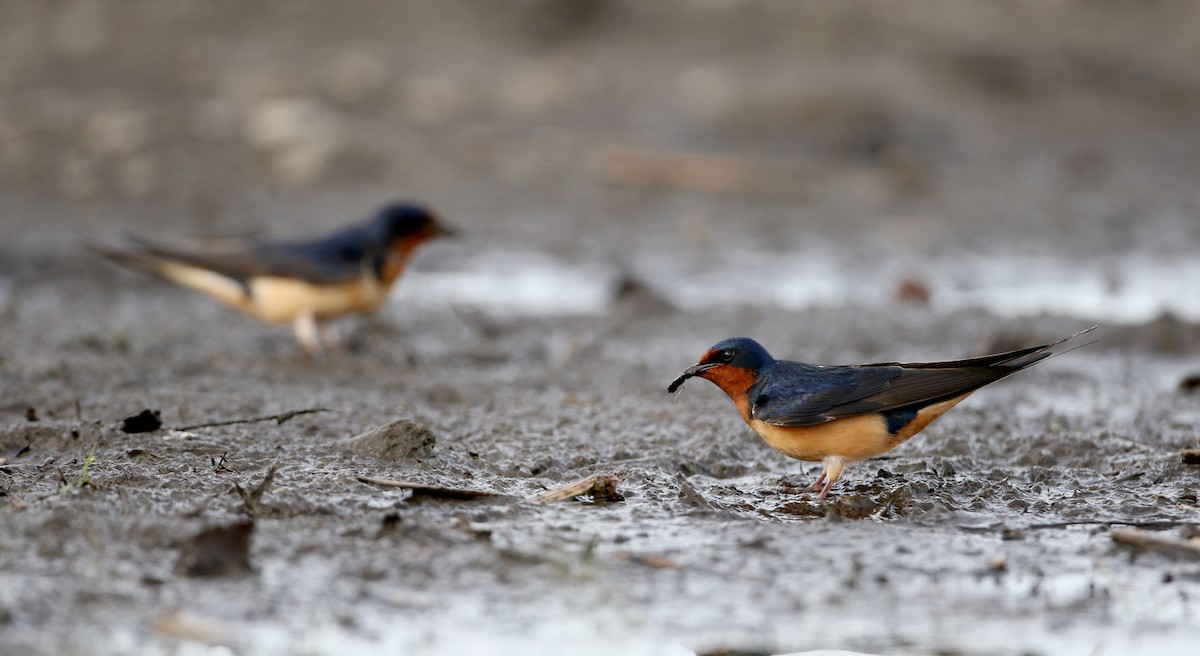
667, 362, 718, 394
433, 221, 458, 238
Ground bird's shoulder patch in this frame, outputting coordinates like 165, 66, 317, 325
882, 407, 920, 435
882, 394, 974, 442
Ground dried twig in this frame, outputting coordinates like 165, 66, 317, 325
234, 465, 277, 517
355, 475, 503, 500
1026, 519, 1190, 531
1112, 528, 1200, 560
355, 473, 624, 503
178, 408, 329, 431
211, 452, 240, 474
532, 473, 623, 503
615, 552, 682, 569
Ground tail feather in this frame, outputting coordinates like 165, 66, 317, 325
88, 239, 171, 279
996, 325, 1099, 371
89, 239, 252, 311
833, 326, 1099, 416
862, 325, 1098, 371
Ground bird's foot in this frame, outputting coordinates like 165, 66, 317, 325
812, 456, 846, 502
816, 477, 835, 501
293, 311, 322, 357
319, 322, 343, 353
809, 472, 828, 494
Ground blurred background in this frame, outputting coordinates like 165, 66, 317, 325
3, 0, 1200, 325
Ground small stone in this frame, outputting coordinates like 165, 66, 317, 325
1001, 527, 1025, 541
831, 493, 878, 519
675, 477, 712, 509
340, 419, 437, 460
1181, 448, 1200, 465
176, 521, 254, 578
121, 409, 162, 434
153, 611, 230, 644
1179, 374, 1200, 393
895, 277, 931, 305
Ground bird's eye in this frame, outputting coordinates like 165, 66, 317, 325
719, 349, 736, 362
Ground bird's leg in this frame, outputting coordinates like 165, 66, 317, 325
293, 311, 322, 356
809, 471, 827, 494
815, 455, 845, 501
319, 321, 342, 352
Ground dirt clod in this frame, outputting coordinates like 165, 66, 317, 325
341, 419, 436, 460
120, 409, 161, 433
176, 520, 255, 577
1179, 373, 1200, 393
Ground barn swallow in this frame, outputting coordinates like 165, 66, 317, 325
668, 328, 1095, 500
95, 202, 451, 354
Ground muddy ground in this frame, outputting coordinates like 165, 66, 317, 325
3, 2, 1200, 655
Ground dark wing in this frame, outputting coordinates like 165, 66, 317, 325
125, 222, 380, 285
251, 228, 378, 283
752, 328, 1096, 427
751, 362, 902, 427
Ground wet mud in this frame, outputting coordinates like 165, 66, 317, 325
4, 283, 1199, 655
4, 2, 1200, 655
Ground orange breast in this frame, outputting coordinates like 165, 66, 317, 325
378, 250, 408, 286
703, 365, 760, 420
379, 236, 426, 286
749, 414, 893, 462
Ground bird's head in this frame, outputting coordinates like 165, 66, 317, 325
668, 337, 775, 396
374, 202, 455, 248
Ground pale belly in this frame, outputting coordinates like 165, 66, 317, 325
246, 274, 388, 323
746, 394, 971, 463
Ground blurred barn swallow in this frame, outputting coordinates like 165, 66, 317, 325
95, 201, 451, 354
668, 328, 1095, 500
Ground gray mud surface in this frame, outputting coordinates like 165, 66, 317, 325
4, 3, 1200, 655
